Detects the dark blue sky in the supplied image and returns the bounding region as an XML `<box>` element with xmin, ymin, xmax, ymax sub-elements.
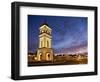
<box><xmin>28</xmin><ymin>15</ymin><xmax>87</xmax><ymax>54</ymax></box>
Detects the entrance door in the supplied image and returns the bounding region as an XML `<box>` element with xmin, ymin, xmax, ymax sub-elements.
<box><xmin>38</xmin><ymin>53</ymin><xmax>42</xmax><ymax>61</ymax></box>
<box><xmin>46</xmin><ymin>53</ymin><xmax>51</xmax><ymax>61</ymax></box>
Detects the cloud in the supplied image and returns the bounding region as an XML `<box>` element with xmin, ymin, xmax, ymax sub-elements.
<box><xmin>54</xmin><ymin>42</ymin><xmax>87</xmax><ymax>54</ymax></box>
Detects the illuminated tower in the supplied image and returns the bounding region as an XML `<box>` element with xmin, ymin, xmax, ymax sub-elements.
<box><xmin>37</xmin><ymin>23</ymin><xmax>54</xmax><ymax>61</ymax></box>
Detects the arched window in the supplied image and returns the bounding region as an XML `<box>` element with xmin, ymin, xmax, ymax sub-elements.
<box><xmin>46</xmin><ymin>53</ymin><xmax>50</xmax><ymax>61</ymax></box>
<box><xmin>40</xmin><ymin>54</ymin><xmax>42</xmax><ymax>60</ymax></box>
<box><xmin>38</xmin><ymin>53</ymin><xmax>42</xmax><ymax>61</ymax></box>
<box><xmin>41</xmin><ymin>41</ymin><xmax>43</xmax><ymax>47</ymax></box>
<box><xmin>48</xmin><ymin>54</ymin><xmax>50</xmax><ymax>58</ymax></box>
<box><xmin>47</xmin><ymin>41</ymin><xmax>49</xmax><ymax>48</ymax></box>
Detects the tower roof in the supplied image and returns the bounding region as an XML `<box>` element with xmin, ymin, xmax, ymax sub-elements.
<box><xmin>40</xmin><ymin>23</ymin><xmax>49</xmax><ymax>27</ymax></box>
<box><xmin>39</xmin><ymin>23</ymin><xmax>52</xmax><ymax>30</ymax></box>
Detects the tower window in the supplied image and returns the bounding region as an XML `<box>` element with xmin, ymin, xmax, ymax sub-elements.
<box><xmin>47</xmin><ymin>41</ymin><xmax>49</xmax><ymax>47</ymax></box>
<box><xmin>48</xmin><ymin>54</ymin><xmax>50</xmax><ymax>58</ymax></box>
<box><xmin>41</xmin><ymin>41</ymin><xmax>43</xmax><ymax>47</ymax></box>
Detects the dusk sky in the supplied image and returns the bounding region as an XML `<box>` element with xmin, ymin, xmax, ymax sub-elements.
<box><xmin>28</xmin><ymin>15</ymin><xmax>88</xmax><ymax>54</ymax></box>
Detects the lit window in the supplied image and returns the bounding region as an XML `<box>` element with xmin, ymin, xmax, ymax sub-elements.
<box><xmin>47</xmin><ymin>41</ymin><xmax>49</xmax><ymax>47</ymax></box>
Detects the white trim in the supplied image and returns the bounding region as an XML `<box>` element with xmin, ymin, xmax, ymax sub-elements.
<box><xmin>20</xmin><ymin>6</ymin><xmax>95</xmax><ymax>76</ymax></box>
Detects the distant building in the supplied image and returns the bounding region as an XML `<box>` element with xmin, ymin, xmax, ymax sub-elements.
<box><xmin>37</xmin><ymin>23</ymin><xmax>54</xmax><ymax>61</ymax></box>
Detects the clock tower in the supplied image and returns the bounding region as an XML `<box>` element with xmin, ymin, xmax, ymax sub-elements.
<box><xmin>37</xmin><ymin>23</ymin><xmax>54</xmax><ymax>61</ymax></box>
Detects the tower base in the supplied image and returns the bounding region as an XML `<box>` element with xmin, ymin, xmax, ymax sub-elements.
<box><xmin>37</xmin><ymin>48</ymin><xmax>54</xmax><ymax>62</ymax></box>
